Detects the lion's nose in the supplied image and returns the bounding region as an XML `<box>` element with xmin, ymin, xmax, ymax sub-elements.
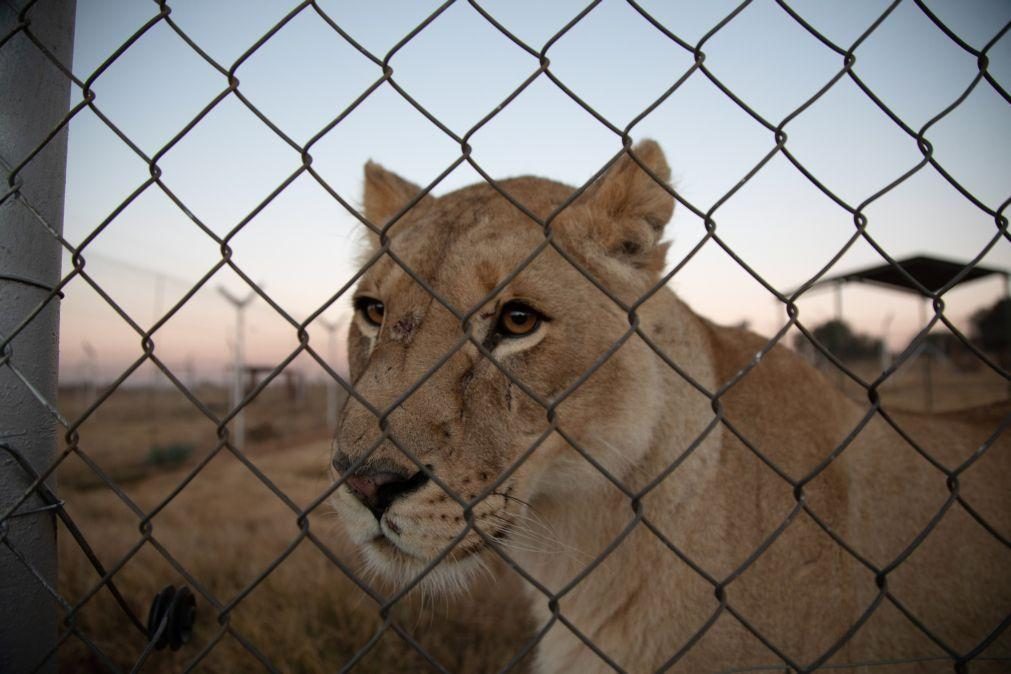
<box><xmin>339</xmin><ymin>464</ymin><xmax>431</xmax><ymax>520</ymax></box>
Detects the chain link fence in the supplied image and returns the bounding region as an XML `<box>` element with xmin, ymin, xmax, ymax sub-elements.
<box><xmin>1</xmin><ymin>0</ymin><xmax>1009</xmax><ymax>672</ymax></box>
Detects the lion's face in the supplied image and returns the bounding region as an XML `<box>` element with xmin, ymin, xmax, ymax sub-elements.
<box><xmin>331</xmin><ymin>143</ymin><xmax>675</xmax><ymax>590</ymax></box>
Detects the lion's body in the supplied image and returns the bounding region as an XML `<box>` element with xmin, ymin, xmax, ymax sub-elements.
<box><xmin>520</xmin><ymin>300</ymin><xmax>1010</xmax><ymax>672</ymax></box>
<box><xmin>332</xmin><ymin>143</ymin><xmax>1010</xmax><ymax>672</ymax></box>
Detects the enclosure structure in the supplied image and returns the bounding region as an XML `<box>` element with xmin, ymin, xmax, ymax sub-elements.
<box><xmin>1</xmin><ymin>1</ymin><xmax>1009</xmax><ymax>673</ymax></box>
<box><xmin>794</xmin><ymin>254</ymin><xmax>1010</xmax><ymax>408</ymax></box>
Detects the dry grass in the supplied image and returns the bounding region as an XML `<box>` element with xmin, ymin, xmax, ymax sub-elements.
<box><xmin>815</xmin><ymin>353</ymin><xmax>1009</xmax><ymax>413</ymax></box>
<box><xmin>55</xmin><ymin>382</ymin><xmax>337</xmax><ymax>489</ymax></box>
<box><xmin>55</xmin><ymin>384</ymin><xmax>533</xmax><ymax>673</ymax></box>
<box><xmin>52</xmin><ymin>354</ymin><xmax>1008</xmax><ymax>672</ymax></box>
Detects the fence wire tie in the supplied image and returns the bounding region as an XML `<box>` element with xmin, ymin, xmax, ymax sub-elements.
<box><xmin>6</xmin><ymin>500</ymin><xmax>64</xmax><ymax>520</ymax></box>
<box><xmin>0</xmin><ymin>272</ymin><xmax>65</xmax><ymax>298</ymax></box>
<box><xmin>0</xmin><ymin>442</ymin><xmax>150</xmax><ymax>638</ymax></box>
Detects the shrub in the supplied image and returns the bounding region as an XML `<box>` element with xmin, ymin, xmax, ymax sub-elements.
<box><xmin>147</xmin><ymin>443</ymin><xmax>194</xmax><ymax>467</ymax></box>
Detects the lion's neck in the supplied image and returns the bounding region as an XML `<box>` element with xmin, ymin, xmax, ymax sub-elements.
<box><xmin>513</xmin><ymin>292</ymin><xmax>725</xmax><ymax>672</ymax></box>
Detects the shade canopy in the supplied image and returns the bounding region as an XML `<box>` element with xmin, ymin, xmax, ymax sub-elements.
<box><xmin>805</xmin><ymin>255</ymin><xmax>1007</xmax><ymax>297</ymax></box>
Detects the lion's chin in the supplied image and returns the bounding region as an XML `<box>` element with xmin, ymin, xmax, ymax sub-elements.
<box><xmin>360</xmin><ymin>536</ymin><xmax>489</xmax><ymax>596</ymax></box>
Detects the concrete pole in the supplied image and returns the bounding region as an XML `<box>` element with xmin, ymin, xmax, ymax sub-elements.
<box><xmin>321</xmin><ymin>318</ymin><xmax>342</xmax><ymax>434</ymax></box>
<box><xmin>920</xmin><ymin>298</ymin><xmax>933</xmax><ymax>412</ymax></box>
<box><xmin>879</xmin><ymin>313</ymin><xmax>894</xmax><ymax>372</ymax></box>
<box><xmin>235</xmin><ymin>303</ymin><xmax>245</xmax><ymax>448</ymax></box>
<box><xmin>833</xmin><ymin>281</ymin><xmax>843</xmax><ymax>323</ymax></box>
<box><xmin>1004</xmin><ymin>274</ymin><xmax>1010</xmax><ymax>401</ymax></box>
<box><xmin>218</xmin><ymin>288</ymin><xmax>254</xmax><ymax>451</ymax></box>
<box><xmin>833</xmin><ymin>281</ymin><xmax>844</xmax><ymax>386</ymax></box>
<box><xmin>0</xmin><ymin>2</ymin><xmax>76</xmax><ymax>672</ymax></box>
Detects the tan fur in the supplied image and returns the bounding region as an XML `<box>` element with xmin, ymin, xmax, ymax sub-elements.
<box><xmin>331</xmin><ymin>142</ymin><xmax>1011</xmax><ymax>672</ymax></box>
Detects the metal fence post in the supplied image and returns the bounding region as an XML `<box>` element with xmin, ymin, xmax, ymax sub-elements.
<box><xmin>0</xmin><ymin>2</ymin><xmax>75</xmax><ymax>672</ymax></box>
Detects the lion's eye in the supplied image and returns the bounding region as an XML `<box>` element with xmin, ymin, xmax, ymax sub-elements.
<box><xmin>496</xmin><ymin>302</ymin><xmax>542</xmax><ymax>338</ymax></box>
<box><xmin>354</xmin><ymin>297</ymin><xmax>385</xmax><ymax>328</ymax></box>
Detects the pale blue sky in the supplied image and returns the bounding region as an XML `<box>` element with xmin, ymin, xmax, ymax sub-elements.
<box><xmin>59</xmin><ymin>0</ymin><xmax>1011</xmax><ymax>383</ymax></box>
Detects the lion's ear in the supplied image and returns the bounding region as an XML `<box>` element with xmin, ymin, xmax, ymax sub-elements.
<box><xmin>362</xmin><ymin>161</ymin><xmax>434</xmax><ymax>236</ymax></box>
<box><xmin>581</xmin><ymin>140</ymin><xmax>674</xmax><ymax>271</ymax></box>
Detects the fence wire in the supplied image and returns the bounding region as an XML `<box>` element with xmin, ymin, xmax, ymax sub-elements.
<box><xmin>1</xmin><ymin>0</ymin><xmax>1009</xmax><ymax>672</ymax></box>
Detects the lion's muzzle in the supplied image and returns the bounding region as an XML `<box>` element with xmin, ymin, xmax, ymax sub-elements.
<box><xmin>332</xmin><ymin>450</ymin><xmax>431</xmax><ymax>520</ymax></box>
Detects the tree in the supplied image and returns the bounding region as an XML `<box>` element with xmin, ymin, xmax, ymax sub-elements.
<box><xmin>794</xmin><ymin>319</ymin><xmax>883</xmax><ymax>360</ymax></box>
<box><xmin>970</xmin><ymin>297</ymin><xmax>1011</xmax><ymax>354</ymax></box>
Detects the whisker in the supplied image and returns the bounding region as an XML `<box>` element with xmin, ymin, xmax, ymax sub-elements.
<box><xmin>484</xmin><ymin>513</ymin><xmax>593</xmax><ymax>563</ymax></box>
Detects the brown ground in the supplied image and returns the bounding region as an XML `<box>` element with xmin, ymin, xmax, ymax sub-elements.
<box><xmin>818</xmin><ymin>354</ymin><xmax>1009</xmax><ymax>413</ymax></box>
<box><xmin>51</xmin><ymin>354</ymin><xmax>1008</xmax><ymax>672</ymax></box>
<box><xmin>54</xmin><ymin>382</ymin><xmax>533</xmax><ymax>673</ymax></box>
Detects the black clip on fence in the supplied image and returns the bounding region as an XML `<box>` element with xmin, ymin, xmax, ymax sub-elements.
<box><xmin>147</xmin><ymin>585</ymin><xmax>196</xmax><ymax>652</ymax></box>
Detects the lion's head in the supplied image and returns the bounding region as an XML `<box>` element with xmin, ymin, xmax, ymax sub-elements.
<box><xmin>331</xmin><ymin>141</ymin><xmax>678</xmax><ymax>591</ymax></box>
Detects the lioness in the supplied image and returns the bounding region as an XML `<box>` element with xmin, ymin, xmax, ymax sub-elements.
<box><xmin>330</xmin><ymin>141</ymin><xmax>1010</xmax><ymax>673</ymax></box>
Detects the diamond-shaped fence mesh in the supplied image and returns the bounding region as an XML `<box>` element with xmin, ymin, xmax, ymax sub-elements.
<box><xmin>1</xmin><ymin>0</ymin><xmax>1010</xmax><ymax>672</ymax></box>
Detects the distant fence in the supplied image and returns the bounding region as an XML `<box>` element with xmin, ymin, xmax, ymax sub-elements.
<box><xmin>1</xmin><ymin>1</ymin><xmax>1009</xmax><ymax>672</ymax></box>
